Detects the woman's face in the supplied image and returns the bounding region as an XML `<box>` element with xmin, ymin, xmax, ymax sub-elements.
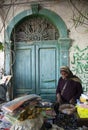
<box><xmin>60</xmin><ymin>71</ymin><xmax>68</xmax><ymax>79</ymax></box>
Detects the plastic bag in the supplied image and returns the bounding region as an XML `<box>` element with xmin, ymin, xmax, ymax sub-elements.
<box><xmin>10</xmin><ymin>114</ymin><xmax>44</xmax><ymax>130</ymax></box>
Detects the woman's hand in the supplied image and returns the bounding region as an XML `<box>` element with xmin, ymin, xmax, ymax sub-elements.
<box><xmin>56</xmin><ymin>93</ymin><xmax>62</xmax><ymax>104</ymax></box>
<box><xmin>70</xmin><ymin>98</ymin><xmax>75</xmax><ymax>105</ymax></box>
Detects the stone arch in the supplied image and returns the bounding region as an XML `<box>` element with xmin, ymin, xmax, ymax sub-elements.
<box><xmin>5</xmin><ymin>8</ymin><xmax>68</xmax><ymax>42</ymax></box>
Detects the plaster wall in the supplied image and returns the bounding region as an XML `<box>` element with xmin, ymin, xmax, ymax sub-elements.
<box><xmin>0</xmin><ymin>50</ymin><xmax>4</xmax><ymax>78</ymax></box>
<box><xmin>0</xmin><ymin>17</ymin><xmax>4</xmax><ymax>42</ymax></box>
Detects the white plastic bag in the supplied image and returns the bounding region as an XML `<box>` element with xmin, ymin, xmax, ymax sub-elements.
<box><xmin>10</xmin><ymin>114</ymin><xmax>44</xmax><ymax>130</ymax></box>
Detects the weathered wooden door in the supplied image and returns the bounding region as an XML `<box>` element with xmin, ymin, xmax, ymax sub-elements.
<box><xmin>36</xmin><ymin>41</ymin><xmax>59</xmax><ymax>101</ymax></box>
<box><xmin>13</xmin><ymin>43</ymin><xmax>36</xmax><ymax>96</ymax></box>
<box><xmin>13</xmin><ymin>41</ymin><xmax>59</xmax><ymax>101</ymax></box>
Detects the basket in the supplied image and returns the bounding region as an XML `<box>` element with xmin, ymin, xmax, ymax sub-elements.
<box><xmin>77</xmin><ymin>104</ymin><xmax>88</xmax><ymax>118</ymax></box>
<box><xmin>59</xmin><ymin>104</ymin><xmax>76</xmax><ymax>115</ymax></box>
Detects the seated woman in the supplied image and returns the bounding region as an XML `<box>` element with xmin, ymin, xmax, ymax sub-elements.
<box><xmin>56</xmin><ymin>66</ymin><xmax>83</xmax><ymax>105</ymax></box>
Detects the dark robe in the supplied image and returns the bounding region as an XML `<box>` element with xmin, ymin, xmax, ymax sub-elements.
<box><xmin>56</xmin><ymin>77</ymin><xmax>83</xmax><ymax>103</ymax></box>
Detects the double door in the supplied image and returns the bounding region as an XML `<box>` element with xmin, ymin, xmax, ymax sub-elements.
<box><xmin>13</xmin><ymin>41</ymin><xmax>59</xmax><ymax>101</ymax></box>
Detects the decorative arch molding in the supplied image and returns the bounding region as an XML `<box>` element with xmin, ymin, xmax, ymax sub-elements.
<box><xmin>5</xmin><ymin>7</ymin><xmax>71</xmax><ymax>75</ymax></box>
<box><xmin>5</xmin><ymin>8</ymin><xmax>68</xmax><ymax>42</ymax></box>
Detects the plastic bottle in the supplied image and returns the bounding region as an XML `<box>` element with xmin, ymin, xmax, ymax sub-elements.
<box><xmin>76</xmin><ymin>99</ymin><xmax>80</xmax><ymax>105</ymax></box>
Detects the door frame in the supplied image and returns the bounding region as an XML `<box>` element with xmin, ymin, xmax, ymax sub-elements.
<box><xmin>4</xmin><ymin>6</ymin><xmax>71</xmax><ymax>99</ymax></box>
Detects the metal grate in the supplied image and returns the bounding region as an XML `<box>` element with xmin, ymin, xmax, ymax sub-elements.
<box><xmin>11</xmin><ymin>16</ymin><xmax>59</xmax><ymax>42</ymax></box>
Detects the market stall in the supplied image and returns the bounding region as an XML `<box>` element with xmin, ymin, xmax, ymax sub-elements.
<box><xmin>0</xmin><ymin>94</ymin><xmax>88</xmax><ymax>130</ymax></box>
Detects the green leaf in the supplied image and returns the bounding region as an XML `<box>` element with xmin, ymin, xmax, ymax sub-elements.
<box><xmin>0</xmin><ymin>43</ymin><xmax>4</xmax><ymax>50</ymax></box>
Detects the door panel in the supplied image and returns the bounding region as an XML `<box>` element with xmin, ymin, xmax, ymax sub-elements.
<box><xmin>36</xmin><ymin>42</ymin><xmax>59</xmax><ymax>101</ymax></box>
<box><xmin>13</xmin><ymin>44</ymin><xmax>35</xmax><ymax>97</ymax></box>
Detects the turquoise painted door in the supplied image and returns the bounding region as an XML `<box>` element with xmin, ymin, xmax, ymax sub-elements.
<box><xmin>13</xmin><ymin>43</ymin><xmax>35</xmax><ymax>96</ymax></box>
<box><xmin>13</xmin><ymin>41</ymin><xmax>59</xmax><ymax>101</ymax></box>
<box><xmin>36</xmin><ymin>41</ymin><xmax>59</xmax><ymax>101</ymax></box>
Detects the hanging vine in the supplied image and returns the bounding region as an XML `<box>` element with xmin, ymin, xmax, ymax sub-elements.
<box><xmin>68</xmin><ymin>0</ymin><xmax>88</xmax><ymax>28</ymax></box>
<box><xmin>0</xmin><ymin>42</ymin><xmax>4</xmax><ymax>50</ymax></box>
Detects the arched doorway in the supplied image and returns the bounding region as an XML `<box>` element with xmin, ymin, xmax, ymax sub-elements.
<box><xmin>5</xmin><ymin>7</ymin><xmax>71</xmax><ymax>101</ymax></box>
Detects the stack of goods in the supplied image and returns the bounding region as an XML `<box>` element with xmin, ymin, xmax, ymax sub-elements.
<box><xmin>0</xmin><ymin>105</ymin><xmax>13</xmax><ymax>130</ymax></box>
<box><xmin>1</xmin><ymin>94</ymin><xmax>41</xmax><ymax>129</ymax></box>
<box><xmin>40</xmin><ymin>101</ymin><xmax>56</xmax><ymax>118</ymax></box>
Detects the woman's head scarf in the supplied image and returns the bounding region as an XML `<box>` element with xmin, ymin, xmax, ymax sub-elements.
<box><xmin>60</xmin><ymin>66</ymin><xmax>73</xmax><ymax>77</ymax></box>
<box><xmin>60</xmin><ymin>66</ymin><xmax>82</xmax><ymax>83</ymax></box>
